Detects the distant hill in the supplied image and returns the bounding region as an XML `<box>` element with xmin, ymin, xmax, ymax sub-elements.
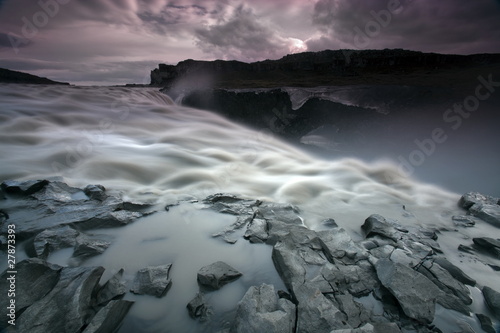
<box><xmin>151</xmin><ymin>49</ymin><xmax>500</xmax><ymax>89</ymax></box>
<box><xmin>0</xmin><ymin>68</ymin><xmax>69</xmax><ymax>85</ymax></box>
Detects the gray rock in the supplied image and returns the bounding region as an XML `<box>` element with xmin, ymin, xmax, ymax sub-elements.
<box><xmin>362</xmin><ymin>214</ymin><xmax>401</xmax><ymax>242</ymax></box>
<box><xmin>318</xmin><ymin>260</ymin><xmax>379</xmax><ymax>297</ymax></box>
<box><xmin>433</xmin><ymin>257</ymin><xmax>476</xmax><ymax>286</ymax></box>
<box><xmin>187</xmin><ymin>292</ymin><xmax>212</xmax><ymax>322</ymax></box>
<box><xmin>71</xmin><ymin>235</ymin><xmax>111</xmax><ymax>262</ymax></box>
<box><xmin>375</xmin><ymin>259</ymin><xmax>440</xmax><ymax>324</ymax></box>
<box><xmin>418</xmin><ymin>260</ymin><xmax>472</xmax><ymax>306</ymax></box>
<box><xmin>482</xmin><ymin>286</ymin><xmax>500</xmax><ymax>318</ymax></box>
<box><xmin>334</xmin><ymin>294</ymin><xmax>370</xmax><ymax>328</ymax></box>
<box><xmin>212</xmin><ymin>215</ymin><xmax>253</xmax><ymax>244</ymax></box>
<box><xmin>197</xmin><ymin>261</ymin><xmax>242</xmax><ymax>290</ymax></box>
<box><xmin>473</xmin><ymin>237</ymin><xmax>500</xmax><ymax>258</ymax></box>
<box><xmin>271</xmin><ymin>236</ymin><xmax>307</xmax><ymax>291</ymax></box>
<box><xmin>203</xmin><ymin>193</ymin><xmax>257</xmax><ymax>215</ymax></box>
<box><xmin>294</xmin><ymin>282</ymin><xmax>350</xmax><ymax>333</ymax></box>
<box><xmin>459</xmin><ymin>192</ymin><xmax>499</xmax><ymax>209</ymax></box>
<box><xmin>244</xmin><ymin>218</ymin><xmax>268</xmax><ymax>243</ymax></box>
<box><xmin>17</xmin><ymin>265</ymin><xmax>105</xmax><ymax>333</ymax></box>
<box><xmin>452</xmin><ymin>215</ymin><xmax>476</xmax><ymax>227</ymax></box>
<box><xmin>1</xmin><ymin>179</ymin><xmax>48</xmax><ymax>195</ymax></box>
<box><xmin>469</xmin><ymin>203</ymin><xmax>500</xmax><ymax>228</ymax></box>
<box><xmin>232</xmin><ymin>284</ymin><xmax>295</xmax><ymax>333</ymax></box>
<box><xmin>83</xmin><ymin>184</ymin><xmax>107</xmax><ymax>201</ymax></box>
<box><xmin>130</xmin><ymin>264</ymin><xmax>173</xmax><ymax>297</ymax></box>
<box><xmin>96</xmin><ymin>269</ymin><xmax>127</xmax><ymax>305</ymax></box>
<box><xmin>321</xmin><ymin>218</ymin><xmax>338</xmax><ymax>228</ymax></box>
<box><xmin>0</xmin><ymin>258</ymin><xmax>61</xmax><ymax>327</ymax></box>
<box><xmin>33</xmin><ymin>225</ymin><xmax>80</xmax><ymax>258</ymax></box>
<box><xmin>82</xmin><ymin>300</ymin><xmax>134</xmax><ymax>333</ymax></box>
<box><xmin>475</xmin><ymin>313</ymin><xmax>496</xmax><ymax>333</ymax></box>
<box><xmin>0</xmin><ymin>179</ymin><xmax>151</xmax><ymax>240</ymax></box>
<box><xmin>317</xmin><ymin>228</ymin><xmax>369</xmax><ymax>265</ymax></box>
<box><xmin>254</xmin><ymin>201</ymin><xmax>303</xmax><ymax>225</ymax></box>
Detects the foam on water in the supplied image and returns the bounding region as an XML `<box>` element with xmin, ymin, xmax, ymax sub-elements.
<box><xmin>1</xmin><ymin>84</ymin><xmax>498</xmax><ymax>332</ymax></box>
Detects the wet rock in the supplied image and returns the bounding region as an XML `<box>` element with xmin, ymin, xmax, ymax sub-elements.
<box><xmin>294</xmin><ymin>282</ymin><xmax>350</xmax><ymax>332</ymax></box>
<box><xmin>83</xmin><ymin>184</ymin><xmax>107</xmax><ymax>201</ymax></box>
<box><xmin>0</xmin><ymin>258</ymin><xmax>61</xmax><ymax>327</ymax></box>
<box><xmin>375</xmin><ymin>259</ymin><xmax>440</xmax><ymax>324</ymax></box>
<box><xmin>458</xmin><ymin>244</ymin><xmax>475</xmax><ymax>254</ymax></box>
<box><xmin>17</xmin><ymin>265</ymin><xmax>105</xmax><ymax>333</ymax></box>
<box><xmin>472</xmin><ymin>237</ymin><xmax>500</xmax><ymax>258</ymax></box>
<box><xmin>482</xmin><ymin>286</ymin><xmax>500</xmax><ymax>318</ymax></box>
<box><xmin>244</xmin><ymin>218</ymin><xmax>268</xmax><ymax>243</ymax></box>
<box><xmin>203</xmin><ymin>193</ymin><xmax>257</xmax><ymax>215</ymax></box>
<box><xmin>318</xmin><ymin>228</ymin><xmax>369</xmax><ymax>265</ymax></box>
<box><xmin>418</xmin><ymin>260</ymin><xmax>472</xmax><ymax>306</ymax></box>
<box><xmin>96</xmin><ymin>269</ymin><xmax>127</xmax><ymax>305</ymax></box>
<box><xmin>452</xmin><ymin>215</ymin><xmax>476</xmax><ymax>227</ymax></box>
<box><xmin>469</xmin><ymin>204</ymin><xmax>500</xmax><ymax>228</ymax></box>
<box><xmin>362</xmin><ymin>214</ymin><xmax>401</xmax><ymax>242</ymax></box>
<box><xmin>232</xmin><ymin>284</ymin><xmax>295</xmax><ymax>333</ymax></box>
<box><xmin>0</xmin><ymin>179</ymin><xmax>152</xmax><ymax>240</ymax></box>
<box><xmin>130</xmin><ymin>264</ymin><xmax>173</xmax><ymax>297</ymax></box>
<box><xmin>475</xmin><ymin>313</ymin><xmax>496</xmax><ymax>333</ymax></box>
<box><xmin>334</xmin><ymin>294</ymin><xmax>370</xmax><ymax>328</ymax></box>
<box><xmin>433</xmin><ymin>257</ymin><xmax>476</xmax><ymax>286</ymax></box>
<box><xmin>33</xmin><ymin>225</ymin><xmax>80</xmax><ymax>258</ymax></box>
<box><xmin>71</xmin><ymin>235</ymin><xmax>111</xmax><ymax>263</ymax></box>
<box><xmin>82</xmin><ymin>300</ymin><xmax>134</xmax><ymax>333</ymax></box>
<box><xmin>254</xmin><ymin>201</ymin><xmax>303</xmax><ymax>225</ymax></box>
<box><xmin>197</xmin><ymin>261</ymin><xmax>242</xmax><ymax>290</ymax></box>
<box><xmin>321</xmin><ymin>218</ymin><xmax>338</xmax><ymax>228</ymax></box>
<box><xmin>187</xmin><ymin>292</ymin><xmax>213</xmax><ymax>322</ymax></box>
<box><xmin>1</xmin><ymin>179</ymin><xmax>49</xmax><ymax>195</ymax></box>
<box><xmin>459</xmin><ymin>192</ymin><xmax>499</xmax><ymax>209</ymax></box>
<box><xmin>212</xmin><ymin>215</ymin><xmax>253</xmax><ymax>244</ymax></box>
<box><xmin>318</xmin><ymin>260</ymin><xmax>379</xmax><ymax>297</ymax></box>
<box><xmin>272</xmin><ymin>236</ymin><xmax>307</xmax><ymax>290</ymax></box>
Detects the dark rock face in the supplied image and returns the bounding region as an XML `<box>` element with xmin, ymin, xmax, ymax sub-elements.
<box><xmin>232</xmin><ymin>284</ymin><xmax>296</xmax><ymax>333</ymax></box>
<box><xmin>13</xmin><ymin>262</ymin><xmax>131</xmax><ymax>333</ymax></box>
<box><xmin>375</xmin><ymin>259</ymin><xmax>439</xmax><ymax>324</ymax></box>
<box><xmin>0</xmin><ymin>179</ymin><xmax>154</xmax><ymax>240</ymax></box>
<box><xmin>483</xmin><ymin>286</ymin><xmax>500</xmax><ymax>318</ymax></box>
<box><xmin>187</xmin><ymin>292</ymin><xmax>212</xmax><ymax>322</ymax></box>
<box><xmin>473</xmin><ymin>237</ymin><xmax>500</xmax><ymax>258</ymax></box>
<box><xmin>130</xmin><ymin>264</ymin><xmax>173</xmax><ymax>297</ymax></box>
<box><xmin>459</xmin><ymin>191</ymin><xmax>500</xmax><ymax>228</ymax></box>
<box><xmin>96</xmin><ymin>269</ymin><xmax>127</xmax><ymax>305</ymax></box>
<box><xmin>197</xmin><ymin>261</ymin><xmax>242</xmax><ymax>290</ymax></box>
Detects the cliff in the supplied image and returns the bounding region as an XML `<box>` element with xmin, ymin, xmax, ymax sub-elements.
<box><xmin>0</xmin><ymin>68</ymin><xmax>69</xmax><ymax>85</ymax></box>
<box><xmin>151</xmin><ymin>49</ymin><xmax>500</xmax><ymax>89</ymax></box>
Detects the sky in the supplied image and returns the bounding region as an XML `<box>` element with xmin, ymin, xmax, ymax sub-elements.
<box><xmin>0</xmin><ymin>0</ymin><xmax>499</xmax><ymax>85</ymax></box>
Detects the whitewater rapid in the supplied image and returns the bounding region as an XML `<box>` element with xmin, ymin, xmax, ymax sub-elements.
<box><xmin>0</xmin><ymin>84</ymin><xmax>463</xmax><ymax>228</ymax></box>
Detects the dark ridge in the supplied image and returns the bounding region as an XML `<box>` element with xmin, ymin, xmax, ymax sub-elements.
<box><xmin>150</xmin><ymin>48</ymin><xmax>500</xmax><ymax>89</ymax></box>
<box><xmin>0</xmin><ymin>67</ymin><xmax>69</xmax><ymax>85</ymax></box>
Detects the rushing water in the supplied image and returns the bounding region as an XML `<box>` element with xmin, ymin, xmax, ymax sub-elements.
<box><xmin>0</xmin><ymin>84</ymin><xmax>499</xmax><ymax>332</ymax></box>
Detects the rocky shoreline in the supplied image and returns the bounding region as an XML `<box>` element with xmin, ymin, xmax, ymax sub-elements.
<box><xmin>1</xmin><ymin>179</ymin><xmax>499</xmax><ymax>332</ymax></box>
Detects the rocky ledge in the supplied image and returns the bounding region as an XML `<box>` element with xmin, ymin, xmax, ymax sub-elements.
<box><xmin>1</xmin><ymin>180</ymin><xmax>500</xmax><ymax>332</ymax></box>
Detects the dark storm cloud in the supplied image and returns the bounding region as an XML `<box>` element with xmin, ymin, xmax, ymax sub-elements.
<box><xmin>308</xmin><ymin>0</ymin><xmax>500</xmax><ymax>54</ymax></box>
<box><xmin>194</xmin><ymin>5</ymin><xmax>292</xmax><ymax>61</ymax></box>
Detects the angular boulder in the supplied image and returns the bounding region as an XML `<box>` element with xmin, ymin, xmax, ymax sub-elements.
<box><xmin>82</xmin><ymin>300</ymin><xmax>134</xmax><ymax>333</ymax></box>
<box><xmin>482</xmin><ymin>286</ymin><xmax>500</xmax><ymax>318</ymax></box>
<box><xmin>232</xmin><ymin>284</ymin><xmax>296</xmax><ymax>333</ymax></box>
<box><xmin>375</xmin><ymin>259</ymin><xmax>440</xmax><ymax>324</ymax></box>
<box><xmin>96</xmin><ymin>269</ymin><xmax>127</xmax><ymax>305</ymax></box>
<box><xmin>130</xmin><ymin>264</ymin><xmax>173</xmax><ymax>297</ymax></box>
<box><xmin>197</xmin><ymin>261</ymin><xmax>242</xmax><ymax>290</ymax></box>
<box><xmin>33</xmin><ymin>225</ymin><xmax>80</xmax><ymax>258</ymax></box>
<box><xmin>187</xmin><ymin>292</ymin><xmax>212</xmax><ymax>322</ymax></box>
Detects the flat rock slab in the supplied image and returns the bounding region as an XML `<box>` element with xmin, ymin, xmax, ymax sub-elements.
<box><xmin>130</xmin><ymin>264</ymin><xmax>173</xmax><ymax>297</ymax></box>
<box><xmin>232</xmin><ymin>283</ymin><xmax>296</xmax><ymax>333</ymax></box>
<box><xmin>197</xmin><ymin>261</ymin><xmax>242</xmax><ymax>290</ymax></box>
<box><xmin>482</xmin><ymin>286</ymin><xmax>500</xmax><ymax>318</ymax></box>
<box><xmin>375</xmin><ymin>258</ymin><xmax>440</xmax><ymax>324</ymax></box>
<box><xmin>82</xmin><ymin>300</ymin><xmax>134</xmax><ymax>333</ymax></box>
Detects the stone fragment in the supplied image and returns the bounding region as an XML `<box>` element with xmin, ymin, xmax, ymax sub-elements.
<box><xmin>232</xmin><ymin>284</ymin><xmax>295</xmax><ymax>333</ymax></box>
<box><xmin>187</xmin><ymin>292</ymin><xmax>212</xmax><ymax>322</ymax></box>
<box><xmin>82</xmin><ymin>300</ymin><xmax>133</xmax><ymax>333</ymax></box>
<box><xmin>197</xmin><ymin>261</ymin><xmax>242</xmax><ymax>290</ymax></box>
<box><xmin>375</xmin><ymin>259</ymin><xmax>439</xmax><ymax>324</ymax></box>
<box><xmin>130</xmin><ymin>264</ymin><xmax>173</xmax><ymax>297</ymax></box>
